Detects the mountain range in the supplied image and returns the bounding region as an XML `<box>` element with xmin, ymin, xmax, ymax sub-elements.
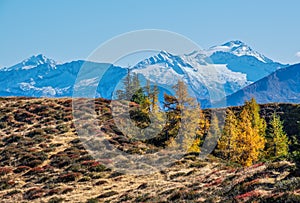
<box><xmin>1</xmin><ymin>40</ymin><xmax>298</xmax><ymax>107</ymax></box>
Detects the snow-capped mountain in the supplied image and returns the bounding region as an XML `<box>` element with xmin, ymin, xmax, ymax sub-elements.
<box><xmin>1</xmin><ymin>54</ymin><xmax>57</xmax><ymax>71</ymax></box>
<box><xmin>0</xmin><ymin>55</ymin><xmax>125</xmax><ymax>98</ymax></box>
<box><xmin>131</xmin><ymin>41</ymin><xmax>287</xmax><ymax>106</ymax></box>
<box><xmin>0</xmin><ymin>40</ymin><xmax>288</xmax><ymax>107</ymax></box>
<box><xmin>132</xmin><ymin>51</ymin><xmax>251</xmax><ymax>104</ymax></box>
<box><xmin>206</xmin><ymin>41</ymin><xmax>286</xmax><ymax>82</ymax></box>
<box><xmin>206</xmin><ymin>40</ymin><xmax>273</xmax><ymax>63</ymax></box>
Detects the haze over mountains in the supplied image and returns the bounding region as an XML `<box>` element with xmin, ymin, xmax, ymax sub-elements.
<box><xmin>1</xmin><ymin>40</ymin><xmax>298</xmax><ymax>107</ymax></box>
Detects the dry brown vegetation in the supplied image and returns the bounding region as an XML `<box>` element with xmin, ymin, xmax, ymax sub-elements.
<box><xmin>0</xmin><ymin>97</ymin><xmax>300</xmax><ymax>202</ymax></box>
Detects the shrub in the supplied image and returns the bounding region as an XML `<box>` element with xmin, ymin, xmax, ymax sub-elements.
<box><xmin>0</xmin><ymin>121</ymin><xmax>8</xmax><ymax>129</ymax></box>
<box><xmin>58</xmin><ymin>172</ymin><xmax>81</xmax><ymax>183</ymax></box>
<box><xmin>14</xmin><ymin>111</ymin><xmax>34</xmax><ymax>124</ymax></box>
<box><xmin>63</xmin><ymin>115</ymin><xmax>73</xmax><ymax>122</ymax></box>
<box><xmin>274</xmin><ymin>177</ymin><xmax>300</xmax><ymax>192</ymax></box>
<box><xmin>76</xmin><ymin>154</ymin><xmax>94</xmax><ymax>162</ymax></box>
<box><xmin>94</xmin><ymin>180</ymin><xmax>108</xmax><ymax>185</ymax></box>
<box><xmin>168</xmin><ymin>189</ymin><xmax>200</xmax><ymax>201</ymax></box>
<box><xmin>3</xmin><ymin>134</ymin><xmax>22</xmax><ymax>144</ymax></box>
<box><xmin>45</xmin><ymin>188</ymin><xmax>61</xmax><ymax>196</ymax></box>
<box><xmin>189</xmin><ymin>161</ymin><xmax>208</xmax><ymax>168</ymax></box>
<box><xmin>0</xmin><ymin>178</ymin><xmax>15</xmax><ymax>190</ymax></box>
<box><xmin>78</xmin><ymin>176</ymin><xmax>91</xmax><ymax>182</ymax></box>
<box><xmin>24</xmin><ymin>187</ymin><xmax>45</xmax><ymax>200</ymax></box>
<box><xmin>24</xmin><ymin>166</ymin><xmax>45</xmax><ymax>176</ymax></box>
<box><xmin>44</xmin><ymin>127</ymin><xmax>59</xmax><ymax>134</ymax></box>
<box><xmin>87</xmin><ymin>198</ymin><xmax>99</xmax><ymax>203</ymax></box>
<box><xmin>25</xmin><ymin>159</ymin><xmax>43</xmax><ymax>168</ymax></box>
<box><xmin>70</xmin><ymin>138</ymin><xmax>81</xmax><ymax>145</ymax></box>
<box><xmin>13</xmin><ymin>165</ymin><xmax>31</xmax><ymax>173</ymax></box>
<box><xmin>49</xmin><ymin>143</ymin><xmax>63</xmax><ymax>148</ymax></box>
<box><xmin>235</xmin><ymin>190</ymin><xmax>261</xmax><ymax>200</ymax></box>
<box><xmin>97</xmin><ymin>191</ymin><xmax>118</xmax><ymax>199</ymax></box>
<box><xmin>108</xmin><ymin>171</ymin><xmax>123</xmax><ymax>179</ymax></box>
<box><xmin>61</xmin><ymin>187</ymin><xmax>73</xmax><ymax>194</ymax></box>
<box><xmin>50</xmin><ymin>154</ymin><xmax>72</xmax><ymax>168</ymax></box>
<box><xmin>88</xmin><ymin>164</ymin><xmax>106</xmax><ymax>172</ymax></box>
<box><xmin>48</xmin><ymin>197</ymin><xmax>65</xmax><ymax>203</ymax></box>
<box><xmin>26</xmin><ymin>129</ymin><xmax>45</xmax><ymax>138</ymax></box>
<box><xmin>262</xmin><ymin>193</ymin><xmax>300</xmax><ymax>202</ymax></box>
<box><xmin>56</xmin><ymin>124</ymin><xmax>69</xmax><ymax>132</ymax></box>
<box><xmin>18</xmin><ymin>151</ymin><xmax>47</xmax><ymax>167</ymax></box>
<box><xmin>0</xmin><ymin>167</ymin><xmax>13</xmax><ymax>176</ymax></box>
<box><xmin>4</xmin><ymin>189</ymin><xmax>21</xmax><ymax>197</ymax></box>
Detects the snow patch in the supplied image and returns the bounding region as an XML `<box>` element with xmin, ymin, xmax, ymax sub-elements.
<box><xmin>74</xmin><ymin>77</ymin><xmax>99</xmax><ymax>90</ymax></box>
<box><xmin>19</xmin><ymin>82</ymin><xmax>70</xmax><ymax>97</ymax></box>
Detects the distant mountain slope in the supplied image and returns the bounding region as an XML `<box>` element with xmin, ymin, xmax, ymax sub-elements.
<box><xmin>0</xmin><ymin>55</ymin><xmax>125</xmax><ymax>98</ymax></box>
<box><xmin>225</xmin><ymin>63</ymin><xmax>300</xmax><ymax>106</ymax></box>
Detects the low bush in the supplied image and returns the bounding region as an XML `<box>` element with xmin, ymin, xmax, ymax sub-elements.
<box><xmin>87</xmin><ymin>198</ymin><xmax>99</xmax><ymax>203</ymax></box>
<box><xmin>3</xmin><ymin>134</ymin><xmax>22</xmax><ymax>144</ymax></box>
<box><xmin>58</xmin><ymin>172</ymin><xmax>81</xmax><ymax>183</ymax></box>
<box><xmin>0</xmin><ymin>167</ymin><xmax>13</xmax><ymax>176</ymax></box>
<box><xmin>24</xmin><ymin>187</ymin><xmax>45</xmax><ymax>200</ymax></box>
<box><xmin>50</xmin><ymin>154</ymin><xmax>72</xmax><ymax>168</ymax></box>
<box><xmin>26</xmin><ymin>129</ymin><xmax>45</xmax><ymax>138</ymax></box>
<box><xmin>97</xmin><ymin>191</ymin><xmax>118</xmax><ymax>199</ymax></box>
<box><xmin>4</xmin><ymin>189</ymin><xmax>21</xmax><ymax>197</ymax></box>
<box><xmin>274</xmin><ymin>177</ymin><xmax>300</xmax><ymax>192</ymax></box>
<box><xmin>0</xmin><ymin>178</ymin><xmax>15</xmax><ymax>190</ymax></box>
<box><xmin>13</xmin><ymin>165</ymin><xmax>31</xmax><ymax>173</ymax></box>
<box><xmin>48</xmin><ymin>197</ymin><xmax>65</xmax><ymax>203</ymax></box>
<box><xmin>78</xmin><ymin>176</ymin><xmax>91</xmax><ymax>182</ymax></box>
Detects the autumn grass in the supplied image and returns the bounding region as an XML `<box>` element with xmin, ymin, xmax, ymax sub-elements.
<box><xmin>0</xmin><ymin>97</ymin><xmax>299</xmax><ymax>202</ymax></box>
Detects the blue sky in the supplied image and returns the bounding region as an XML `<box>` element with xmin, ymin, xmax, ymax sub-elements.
<box><xmin>0</xmin><ymin>0</ymin><xmax>299</xmax><ymax>67</ymax></box>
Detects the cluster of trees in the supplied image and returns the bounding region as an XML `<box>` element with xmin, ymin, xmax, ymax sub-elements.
<box><xmin>116</xmin><ymin>70</ymin><xmax>290</xmax><ymax>166</ymax></box>
<box><xmin>217</xmin><ymin>98</ymin><xmax>289</xmax><ymax>166</ymax></box>
<box><xmin>116</xmin><ymin>69</ymin><xmax>159</xmax><ymax>114</ymax></box>
<box><xmin>116</xmin><ymin>71</ymin><xmax>207</xmax><ymax>152</ymax></box>
<box><xmin>115</xmin><ymin>70</ymin><xmax>164</xmax><ymax>140</ymax></box>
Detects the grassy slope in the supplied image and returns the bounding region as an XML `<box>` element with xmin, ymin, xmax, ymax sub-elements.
<box><xmin>0</xmin><ymin>97</ymin><xmax>299</xmax><ymax>202</ymax></box>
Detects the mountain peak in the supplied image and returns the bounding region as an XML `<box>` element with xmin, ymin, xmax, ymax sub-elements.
<box><xmin>27</xmin><ymin>54</ymin><xmax>48</xmax><ymax>62</ymax></box>
<box><xmin>157</xmin><ymin>50</ymin><xmax>172</xmax><ymax>58</ymax></box>
<box><xmin>210</xmin><ymin>40</ymin><xmax>249</xmax><ymax>51</ymax></box>
<box><xmin>23</xmin><ymin>54</ymin><xmax>56</xmax><ymax>67</ymax></box>
<box><xmin>208</xmin><ymin>40</ymin><xmax>272</xmax><ymax>63</ymax></box>
<box><xmin>2</xmin><ymin>54</ymin><xmax>57</xmax><ymax>71</ymax></box>
<box><xmin>222</xmin><ymin>40</ymin><xmax>245</xmax><ymax>47</ymax></box>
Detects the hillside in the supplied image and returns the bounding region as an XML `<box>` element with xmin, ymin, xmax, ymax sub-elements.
<box><xmin>225</xmin><ymin>63</ymin><xmax>300</xmax><ymax>106</ymax></box>
<box><xmin>0</xmin><ymin>98</ymin><xmax>300</xmax><ymax>202</ymax></box>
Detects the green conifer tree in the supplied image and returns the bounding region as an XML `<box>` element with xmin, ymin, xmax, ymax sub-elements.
<box><xmin>266</xmin><ymin>113</ymin><xmax>289</xmax><ymax>159</ymax></box>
